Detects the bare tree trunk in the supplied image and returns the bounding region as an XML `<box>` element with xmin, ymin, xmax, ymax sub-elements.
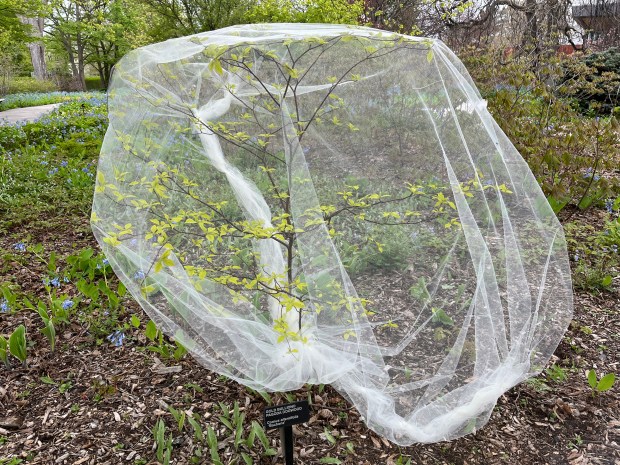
<box><xmin>522</xmin><ymin>0</ymin><xmax>540</xmax><ymax>51</ymax></box>
<box><xmin>75</xmin><ymin>3</ymin><xmax>87</xmax><ymax>91</ymax></box>
<box><xmin>20</xmin><ymin>16</ymin><xmax>48</xmax><ymax>80</ymax></box>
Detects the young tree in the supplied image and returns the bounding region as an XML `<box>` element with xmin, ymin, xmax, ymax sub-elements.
<box><xmin>93</xmin><ymin>32</ymin><xmax>493</xmax><ymax>354</ymax></box>
<box><xmin>92</xmin><ymin>25</ymin><xmax>575</xmax><ymax>446</ymax></box>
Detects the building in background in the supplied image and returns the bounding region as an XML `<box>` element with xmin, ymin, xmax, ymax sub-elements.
<box><xmin>572</xmin><ymin>0</ymin><xmax>620</xmax><ymax>47</ymax></box>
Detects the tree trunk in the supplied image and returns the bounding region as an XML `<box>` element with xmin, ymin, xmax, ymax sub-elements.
<box><xmin>75</xmin><ymin>4</ymin><xmax>87</xmax><ymax>91</ymax></box>
<box><xmin>522</xmin><ymin>0</ymin><xmax>540</xmax><ymax>52</ymax></box>
<box><xmin>20</xmin><ymin>16</ymin><xmax>47</xmax><ymax>80</ymax></box>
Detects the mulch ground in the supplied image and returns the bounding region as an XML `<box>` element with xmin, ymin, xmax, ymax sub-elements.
<box><xmin>1</xmin><ymin>210</ymin><xmax>619</xmax><ymax>465</ymax></box>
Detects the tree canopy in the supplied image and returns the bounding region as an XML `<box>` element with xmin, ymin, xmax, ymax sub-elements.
<box><xmin>4</xmin><ymin>0</ymin><xmax>619</xmax><ymax>92</ymax></box>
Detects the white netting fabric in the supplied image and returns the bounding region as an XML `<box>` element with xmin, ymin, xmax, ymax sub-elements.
<box><xmin>91</xmin><ymin>23</ymin><xmax>573</xmax><ymax>445</ymax></box>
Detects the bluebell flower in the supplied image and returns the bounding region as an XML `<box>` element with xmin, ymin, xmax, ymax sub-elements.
<box><xmin>48</xmin><ymin>168</ymin><xmax>58</xmax><ymax>176</ymax></box>
<box><xmin>13</xmin><ymin>242</ymin><xmax>26</xmax><ymax>252</ymax></box>
<box><xmin>612</xmin><ymin>244</ymin><xmax>618</xmax><ymax>254</ymax></box>
<box><xmin>134</xmin><ymin>270</ymin><xmax>145</xmax><ymax>280</ymax></box>
<box><xmin>40</xmin><ymin>160</ymin><xmax>49</xmax><ymax>166</ymax></box>
<box><xmin>82</xmin><ymin>167</ymin><xmax>89</xmax><ymax>173</ymax></box>
<box><xmin>574</xmin><ymin>252</ymin><xmax>580</xmax><ymax>262</ymax></box>
<box><xmin>61</xmin><ymin>299</ymin><xmax>74</xmax><ymax>310</ymax></box>
<box><xmin>43</xmin><ymin>277</ymin><xmax>61</xmax><ymax>288</ymax></box>
<box><xmin>60</xmin><ymin>160</ymin><xmax>68</xmax><ymax>167</ymax></box>
<box><xmin>102</xmin><ymin>258</ymin><xmax>109</xmax><ymax>266</ymax></box>
<box><xmin>107</xmin><ymin>330</ymin><xmax>125</xmax><ymax>347</ymax></box>
<box><xmin>605</xmin><ymin>199</ymin><xmax>615</xmax><ymax>214</ymax></box>
<box><xmin>0</xmin><ymin>299</ymin><xmax>9</xmax><ymax>313</ymax></box>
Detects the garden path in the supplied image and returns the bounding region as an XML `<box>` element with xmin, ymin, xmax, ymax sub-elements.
<box><xmin>0</xmin><ymin>103</ymin><xmax>62</xmax><ymax>124</ymax></box>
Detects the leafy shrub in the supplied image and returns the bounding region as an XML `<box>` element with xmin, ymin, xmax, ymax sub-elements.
<box><xmin>4</xmin><ymin>77</ymin><xmax>57</xmax><ymax>95</ymax></box>
<box><xmin>463</xmin><ymin>49</ymin><xmax>620</xmax><ymax>212</ymax></box>
<box><xmin>85</xmin><ymin>77</ymin><xmax>104</xmax><ymax>90</ymax></box>
<box><xmin>562</xmin><ymin>47</ymin><xmax>620</xmax><ymax>115</ymax></box>
<box><xmin>565</xmin><ymin>212</ymin><xmax>619</xmax><ymax>292</ymax></box>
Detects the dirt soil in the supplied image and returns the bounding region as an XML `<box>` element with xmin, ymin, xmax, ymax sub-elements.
<box><xmin>0</xmin><ymin>210</ymin><xmax>619</xmax><ymax>465</ymax></box>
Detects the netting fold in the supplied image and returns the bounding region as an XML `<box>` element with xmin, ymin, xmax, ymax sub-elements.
<box><xmin>91</xmin><ymin>23</ymin><xmax>573</xmax><ymax>445</ymax></box>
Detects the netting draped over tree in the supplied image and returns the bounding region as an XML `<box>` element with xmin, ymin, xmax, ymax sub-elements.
<box><xmin>91</xmin><ymin>23</ymin><xmax>573</xmax><ymax>445</ymax></box>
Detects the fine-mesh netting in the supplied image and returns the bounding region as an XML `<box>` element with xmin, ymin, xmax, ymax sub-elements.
<box><xmin>91</xmin><ymin>23</ymin><xmax>573</xmax><ymax>445</ymax></box>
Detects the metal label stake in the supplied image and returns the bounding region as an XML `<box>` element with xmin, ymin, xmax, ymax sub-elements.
<box><xmin>264</xmin><ymin>400</ymin><xmax>310</xmax><ymax>465</ymax></box>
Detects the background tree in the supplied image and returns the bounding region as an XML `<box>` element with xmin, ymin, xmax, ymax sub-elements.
<box><xmin>19</xmin><ymin>0</ymin><xmax>48</xmax><ymax>80</ymax></box>
<box><xmin>435</xmin><ymin>0</ymin><xmax>582</xmax><ymax>55</ymax></box>
<box><xmin>43</xmin><ymin>0</ymin><xmax>147</xmax><ymax>90</ymax></box>
<box><xmin>85</xmin><ymin>1</ymin><xmax>149</xmax><ymax>88</ymax></box>
<box><xmin>0</xmin><ymin>0</ymin><xmax>42</xmax><ymax>91</ymax></box>
<box><xmin>138</xmin><ymin>0</ymin><xmax>251</xmax><ymax>40</ymax></box>
<box><xmin>247</xmin><ymin>0</ymin><xmax>364</xmax><ymax>25</ymax></box>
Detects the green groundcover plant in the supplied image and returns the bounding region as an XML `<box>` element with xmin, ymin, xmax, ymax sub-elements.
<box><xmin>0</xmin><ymin>91</ymin><xmax>104</xmax><ymax>111</ymax></box>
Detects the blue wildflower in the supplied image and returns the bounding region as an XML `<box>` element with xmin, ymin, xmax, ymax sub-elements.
<box><xmin>574</xmin><ymin>252</ymin><xmax>580</xmax><ymax>262</ymax></box>
<box><xmin>605</xmin><ymin>199</ymin><xmax>615</xmax><ymax>214</ymax></box>
<box><xmin>40</xmin><ymin>160</ymin><xmax>49</xmax><ymax>166</ymax></box>
<box><xmin>13</xmin><ymin>242</ymin><xmax>26</xmax><ymax>252</ymax></box>
<box><xmin>95</xmin><ymin>258</ymin><xmax>109</xmax><ymax>270</ymax></box>
<box><xmin>60</xmin><ymin>160</ymin><xmax>68</xmax><ymax>167</ymax></box>
<box><xmin>43</xmin><ymin>277</ymin><xmax>61</xmax><ymax>288</ymax></box>
<box><xmin>0</xmin><ymin>299</ymin><xmax>9</xmax><ymax>313</ymax></box>
<box><xmin>61</xmin><ymin>299</ymin><xmax>74</xmax><ymax>310</ymax></box>
<box><xmin>82</xmin><ymin>167</ymin><xmax>89</xmax><ymax>173</ymax></box>
<box><xmin>134</xmin><ymin>270</ymin><xmax>145</xmax><ymax>281</ymax></box>
<box><xmin>107</xmin><ymin>330</ymin><xmax>125</xmax><ymax>347</ymax></box>
<box><xmin>612</xmin><ymin>244</ymin><xmax>618</xmax><ymax>254</ymax></box>
<box><xmin>48</xmin><ymin>168</ymin><xmax>58</xmax><ymax>176</ymax></box>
